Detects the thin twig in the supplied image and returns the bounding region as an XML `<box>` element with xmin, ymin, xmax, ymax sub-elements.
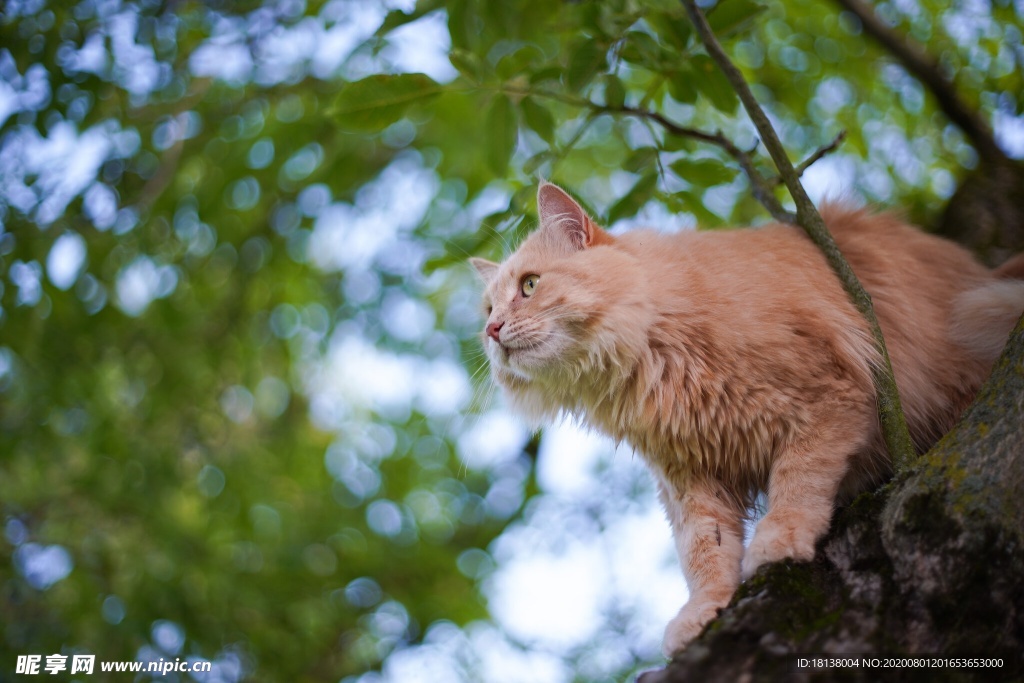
<box><xmin>596</xmin><ymin>104</ymin><xmax>793</xmax><ymax>222</ymax></box>
<box><xmin>681</xmin><ymin>0</ymin><xmax>916</xmax><ymax>472</ymax></box>
<box><xmin>500</xmin><ymin>82</ymin><xmax>794</xmax><ymax>222</ymax></box>
<box><xmin>768</xmin><ymin>130</ymin><xmax>847</xmax><ymax>188</ymax></box>
<box><xmin>831</xmin><ymin>0</ymin><xmax>1005</xmax><ymax>165</ymax></box>
<box><xmin>639</xmin><ymin>117</ymin><xmax>670</xmax><ymax>188</ymax></box>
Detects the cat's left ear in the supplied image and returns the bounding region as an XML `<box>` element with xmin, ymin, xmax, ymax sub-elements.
<box><xmin>470</xmin><ymin>257</ymin><xmax>499</xmax><ymax>285</ymax></box>
<box><xmin>537</xmin><ymin>182</ymin><xmax>607</xmax><ymax>251</ymax></box>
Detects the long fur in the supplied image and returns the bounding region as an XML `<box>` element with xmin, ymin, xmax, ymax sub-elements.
<box><xmin>472</xmin><ymin>183</ymin><xmax>1024</xmax><ymax>655</ymax></box>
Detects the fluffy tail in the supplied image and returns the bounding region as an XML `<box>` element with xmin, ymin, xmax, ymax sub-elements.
<box><xmin>950</xmin><ymin>267</ymin><xmax>1024</xmax><ymax>362</ymax></box>
<box><xmin>995</xmin><ymin>252</ymin><xmax>1024</xmax><ymax>280</ymax></box>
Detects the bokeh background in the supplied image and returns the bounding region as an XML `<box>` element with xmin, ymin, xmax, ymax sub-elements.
<box><xmin>2</xmin><ymin>0</ymin><xmax>1022</xmax><ymax>681</ymax></box>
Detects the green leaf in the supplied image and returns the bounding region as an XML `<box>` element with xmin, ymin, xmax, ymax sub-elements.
<box><xmin>663</xmin><ymin>129</ymin><xmax>698</xmax><ymax>153</ymax></box>
<box><xmin>447</xmin><ymin>0</ymin><xmax>475</xmax><ymax>51</ymax></box>
<box><xmin>449</xmin><ymin>48</ymin><xmax>483</xmax><ymax>82</ymax></box>
<box><xmin>567</xmin><ymin>41</ymin><xmax>607</xmax><ymax>92</ymax></box>
<box><xmin>669</xmin><ymin>158</ymin><xmax>738</xmax><ymax>187</ymax></box>
<box><xmin>495</xmin><ymin>45</ymin><xmax>543</xmax><ymax>80</ymax></box>
<box><xmin>485</xmin><ymin>95</ymin><xmax>518</xmax><ymax>175</ymax></box>
<box><xmin>624</xmin><ymin>147</ymin><xmax>659</xmax><ymax>173</ymax></box>
<box><xmin>667</xmin><ymin>67</ymin><xmax>699</xmax><ymax>104</ymax></box>
<box><xmin>329</xmin><ymin>74</ymin><xmax>444</xmax><ymax>131</ymax></box>
<box><xmin>521</xmin><ymin>97</ymin><xmax>556</xmax><ymax>144</ymax></box>
<box><xmin>511</xmin><ymin>185</ymin><xmax>537</xmax><ymax>214</ymax></box>
<box><xmin>607</xmin><ymin>172</ymin><xmax>658</xmax><ymax>224</ymax></box>
<box><xmin>690</xmin><ymin>55</ymin><xmax>739</xmax><ymax>112</ymax></box>
<box><xmin>424</xmin><ymin>215</ymin><xmax>512</xmax><ymax>272</ymax></box>
<box><xmin>645</xmin><ymin>11</ymin><xmax>692</xmax><ymax>51</ymax></box>
<box><xmin>529</xmin><ymin>66</ymin><xmax>565</xmax><ymax>85</ymax></box>
<box><xmin>603</xmin><ymin>74</ymin><xmax>626</xmax><ymax>109</ymax></box>
<box><xmin>619</xmin><ymin>30</ymin><xmax>665</xmax><ymax>70</ymax></box>
<box><xmin>523</xmin><ymin>150</ymin><xmax>553</xmax><ymax>176</ymax></box>
<box><xmin>376</xmin><ymin>0</ymin><xmax>444</xmax><ymax>37</ymax></box>
<box><xmin>594</xmin><ymin>1</ymin><xmax>639</xmax><ymax>36</ymax></box>
<box><xmin>662</xmin><ymin>189</ymin><xmax>723</xmax><ymax>226</ymax></box>
<box><xmin>706</xmin><ymin>0</ymin><xmax>766</xmax><ymax>38</ymax></box>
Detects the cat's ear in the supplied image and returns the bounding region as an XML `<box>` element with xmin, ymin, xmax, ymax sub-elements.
<box><xmin>470</xmin><ymin>257</ymin><xmax>499</xmax><ymax>285</ymax></box>
<box><xmin>537</xmin><ymin>182</ymin><xmax>602</xmax><ymax>251</ymax></box>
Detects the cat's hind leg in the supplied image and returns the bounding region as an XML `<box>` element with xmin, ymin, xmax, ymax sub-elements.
<box><xmin>660</xmin><ymin>476</ymin><xmax>746</xmax><ymax>656</ymax></box>
<box><xmin>741</xmin><ymin>404</ymin><xmax>871</xmax><ymax>580</ymax></box>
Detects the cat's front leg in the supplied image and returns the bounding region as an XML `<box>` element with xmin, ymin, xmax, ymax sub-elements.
<box><xmin>660</xmin><ymin>477</ymin><xmax>746</xmax><ymax>657</ymax></box>
<box><xmin>741</xmin><ymin>416</ymin><xmax>868</xmax><ymax>579</ymax></box>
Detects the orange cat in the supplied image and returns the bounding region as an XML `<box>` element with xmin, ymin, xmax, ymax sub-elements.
<box><xmin>471</xmin><ymin>183</ymin><xmax>1024</xmax><ymax>655</ymax></box>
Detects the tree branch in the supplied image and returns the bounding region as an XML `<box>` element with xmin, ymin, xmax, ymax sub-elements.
<box><xmin>767</xmin><ymin>130</ymin><xmax>847</xmax><ymax>188</ymax></box>
<box><xmin>831</xmin><ymin>0</ymin><xmax>1006</xmax><ymax>165</ymax></box>
<box><xmin>680</xmin><ymin>0</ymin><xmax>917</xmax><ymax>472</ymax></box>
<box><xmin>596</xmin><ymin>104</ymin><xmax>793</xmax><ymax>223</ymax></box>
<box><xmin>503</xmin><ymin>83</ymin><xmax>794</xmax><ymax>222</ymax></box>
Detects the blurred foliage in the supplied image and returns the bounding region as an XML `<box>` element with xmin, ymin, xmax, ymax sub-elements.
<box><xmin>1</xmin><ymin>0</ymin><xmax>1021</xmax><ymax>681</ymax></box>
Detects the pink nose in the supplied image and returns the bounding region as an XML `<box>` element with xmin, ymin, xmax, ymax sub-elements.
<box><xmin>486</xmin><ymin>320</ymin><xmax>504</xmax><ymax>342</ymax></box>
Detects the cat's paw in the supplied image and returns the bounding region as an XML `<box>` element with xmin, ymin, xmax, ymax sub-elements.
<box><xmin>741</xmin><ymin>520</ymin><xmax>816</xmax><ymax>580</ymax></box>
<box><xmin>661</xmin><ymin>600</ymin><xmax>724</xmax><ymax>657</ymax></box>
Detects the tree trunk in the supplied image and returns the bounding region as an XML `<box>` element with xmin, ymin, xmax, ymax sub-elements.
<box><xmin>638</xmin><ymin>310</ymin><xmax>1024</xmax><ymax>682</ymax></box>
<box><xmin>937</xmin><ymin>160</ymin><xmax>1024</xmax><ymax>267</ymax></box>
<box><xmin>634</xmin><ymin>5</ymin><xmax>1024</xmax><ymax>679</ymax></box>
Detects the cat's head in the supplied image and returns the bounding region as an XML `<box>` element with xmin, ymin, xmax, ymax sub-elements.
<box><xmin>470</xmin><ymin>183</ymin><xmax>650</xmax><ymax>394</ymax></box>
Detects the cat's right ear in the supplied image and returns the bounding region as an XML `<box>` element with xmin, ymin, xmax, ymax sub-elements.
<box><xmin>470</xmin><ymin>257</ymin><xmax>499</xmax><ymax>285</ymax></box>
<box><xmin>537</xmin><ymin>182</ymin><xmax>603</xmax><ymax>251</ymax></box>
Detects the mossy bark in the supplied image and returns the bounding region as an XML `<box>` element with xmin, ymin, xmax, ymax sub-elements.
<box><xmin>638</xmin><ymin>314</ymin><xmax>1024</xmax><ymax>683</ymax></box>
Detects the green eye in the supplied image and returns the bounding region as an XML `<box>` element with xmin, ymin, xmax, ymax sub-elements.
<box><xmin>521</xmin><ymin>274</ymin><xmax>539</xmax><ymax>297</ymax></box>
